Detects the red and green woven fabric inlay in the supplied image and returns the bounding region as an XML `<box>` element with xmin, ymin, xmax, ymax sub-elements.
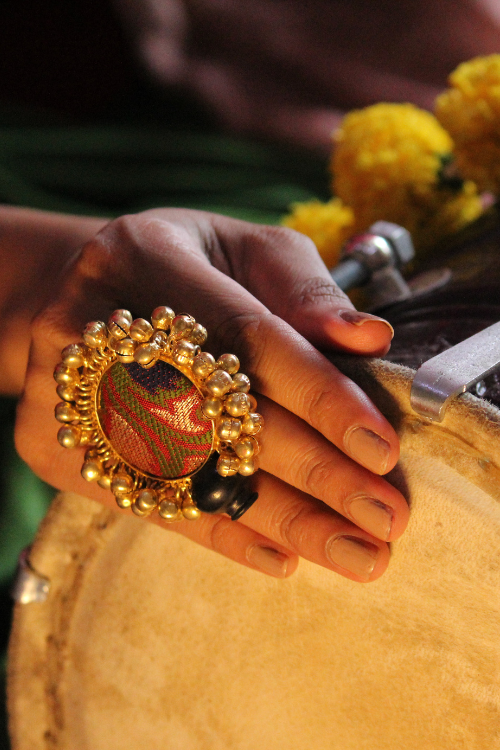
<box><xmin>98</xmin><ymin>361</ymin><xmax>213</xmax><ymax>479</ymax></box>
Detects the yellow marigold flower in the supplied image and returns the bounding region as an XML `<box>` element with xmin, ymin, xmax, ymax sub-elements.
<box><xmin>415</xmin><ymin>180</ymin><xmax>483</xmax><ymax>251</ymax></box>
<box><xmin>331</xmin><ymin>102</ymin><xmax>481</xmax><ymax>249</ymax></box>
<box><xmin>282</xmin><ymin>198</ymin><xmax>355</xmax><ymax>268</ymax></box>
<box><xmin>435</xmin><ymin>54</ymin><xmax>500</xmax><ymax>193</ymax></box>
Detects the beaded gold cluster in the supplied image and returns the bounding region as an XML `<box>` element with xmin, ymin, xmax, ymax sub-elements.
<box><xmin>54</xmin><ymin>307</ymin><xmax>263</xmax><ymax>522</ymax></box>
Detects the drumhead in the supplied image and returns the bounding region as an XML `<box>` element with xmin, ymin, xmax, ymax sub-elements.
<box><xmin>8</xmin><ymin>357</ymin><xmax>500</xmax><ymax>750</ymax></box>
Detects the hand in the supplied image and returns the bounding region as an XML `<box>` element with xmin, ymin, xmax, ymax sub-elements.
<box><xmin>116</xmin><ymin>0</ymin><xmax>500</xmax><ymax>150</ymax></box>
<box><xmin>16</xmin><ymin>208</ymin><xmax>409</xmax><ymax>581</ymax></box>
<box><xmin>0</xmin><ymin>206</ymin><xmax>107</xmax><ymax>395</ymax></box>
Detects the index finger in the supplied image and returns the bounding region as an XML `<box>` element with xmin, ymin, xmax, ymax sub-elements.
<box><xmin>84</xmin><ymin>214</ymin><xmax>399</xmax><ymax>475</ymax></box>
<box><xmin>206</xmin><ymin>215</ymin><xmax>395</xmax><ymax>356</ymax></box>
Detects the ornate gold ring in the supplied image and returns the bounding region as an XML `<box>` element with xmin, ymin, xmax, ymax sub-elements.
<box><xmin>54</xmin><ymin>307</ymin><xmax>262</xmax><ymax>521</ymax></box>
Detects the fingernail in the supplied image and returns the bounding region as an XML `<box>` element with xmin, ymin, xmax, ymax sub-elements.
<box><xmin>247</xmin><ymin>545</ymin><xmax>289</xmax><ymax>577</ymax></box>
<box><xmin>326</xmin><ymin>535</ymin><xmax>380</xmax><ymax>580</ymax></box>
<box><xmin>344</xmin><ymin>496</ymin><xmax>393</xmax><ymax>541</ymax></box>
<box><xmin>338</xmin><ymin>310</ymin><xmax>394</xmax><ymax>338</ymax></box>
<box><xmin>344</xmin><ymin>426</ymin><xmax>391</xmax><ymax>474</ymax></box>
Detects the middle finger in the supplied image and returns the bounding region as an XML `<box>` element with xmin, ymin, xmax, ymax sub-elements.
<box><xmin>257</xmin><ymin>395</ymin><xmax>408</xmax><ymax>542</ymax></box>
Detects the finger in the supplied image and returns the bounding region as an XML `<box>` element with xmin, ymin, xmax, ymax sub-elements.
<box><xmin>241</xmin><ymin>471</ymin><xmax>390</xmax><ymax>583</ymax></box>
<box><xmin>216</xmin><ymin>317</ymin><xmax>399</xmax><ymax>475</ymax></box>
<box><xmin>207</xmin><ymin>215</ymin><xmax>395</xmax><ymax>357</ymax></box>
<box><xmin>90</xmin><ymin>214</ymin><xmax>400</xmax><ymax>472</ymax></box>
<box><xmin>163</xmin><ymin>512</ymin><xmax>299</xmax><ymax>579</ymax></box>
<box><xmin>257</xmin><ymin>395</ymin><xmax>408</xmax><ymax>541</ymax></box>
<box><xmin>14</xmin><ymin>211</ymin><xmax>401</xmax><ymax>583</ymax></box>
<box><xmin>105</xmin><ymin>209</ymin><xmax>393</xmax><ymax>356</ymax></box>
<box><xmin>164</xmin><ymin>469</ymin><xmax>390</xmax><ymax>583</ymax></box>
<box><xmin>17</xmin><ymin>214</ymin><xmax>399</xmax><ymax>488</ymax></box>
<box><xmin>18</xmin><ymin>341</ymin><xmax>387</xmax><ymax>582</ymax></box>
<box><xmin>20</xmin><ymin>420</ymin><xmax>298</xmax><ymax>579</ymax></box>
<box><xmin>18</xmin><ymin>388</ymin><xmax>386</xmax><ymax>583</ymax></box>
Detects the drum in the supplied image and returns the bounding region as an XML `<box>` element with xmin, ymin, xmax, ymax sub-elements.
<box><xmin>382</xmin><ymin>206</ymin><xmax>500</xmax><ymax>395</ymax></box>
<box><xmin>7</xmin><ymin>353</ymin><xmax>500</xmax><ymax>750</ymax></box>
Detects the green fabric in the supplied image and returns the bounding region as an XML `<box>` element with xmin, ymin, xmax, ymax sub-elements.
<box><xmin>0</xmin><ymin>399</ymin><xmax>54</xmax><ymax>750</ymax></box>
<box><xmin>0</xmin><ymin>110</ymin><xmax>329</xmax><ymax>222</ymax></box>
<box><xmin>0</xmin><ymin>96</ymin><xmax>329</xmax><ymax>749</ymax></box>
<box><xmin>0</xmin><ymin>402</ymin><xmax>54</xmax><ymax>586</ymax></box>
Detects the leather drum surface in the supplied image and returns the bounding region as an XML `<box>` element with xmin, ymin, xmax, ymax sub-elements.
<box><xmin>7</xmin><ymin>356</ymin><xmax>500</xmax><ymax>750</ymax></box>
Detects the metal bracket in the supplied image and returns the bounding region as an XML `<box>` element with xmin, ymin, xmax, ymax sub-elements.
<box><xmin>410</xmin><ymin>321</ymin><xmax>500</xmax><ymax>421</ymax></box>
<box><xmin>11</xmin><ymin>548</ymin><xmax>50</xmax><ymax>604</ymax></box>
<box><xmin>330</xmin><ymin>223</ymin><xmax>453</xmax><ymax>309</ymax></box>
<box><xmin>364</xmin><ymin>265</ymin><xmax>412</xmax><ymax>310</ymax></box>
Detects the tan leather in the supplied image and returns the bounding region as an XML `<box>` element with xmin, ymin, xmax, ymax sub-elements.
<box><xmin>8</xmin><ymin>358</ymin><xmax>500</xmax><ymax>749</ymax></box>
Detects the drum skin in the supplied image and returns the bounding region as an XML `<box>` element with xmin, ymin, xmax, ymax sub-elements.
<box><xmin>7</xmin><ymin>356</ymin><xmax>500</xmax><ymax>750</ymax></box>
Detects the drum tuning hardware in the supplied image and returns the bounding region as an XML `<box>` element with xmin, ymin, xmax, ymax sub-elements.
<box><xmin>410</xmin><ymin>321</ymin><xmax>500</xmax><ymax>421</ymax></box>
<box><xmin>330</xmin><ymin>222</ymin><xmax>451</xmax><ymax>309</ymax></box>
<box><xmin>11</xmin><ymin>548</ymin><xmax>50</xmax><ymax>604</ymax></box>
<box><xmin>330</xmin><ymin>221</ymin><xmax>414</xmax><ymax>307</ymax></box>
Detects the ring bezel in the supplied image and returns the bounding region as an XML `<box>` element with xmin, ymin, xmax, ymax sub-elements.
<box><xmin>54</xmin><ymin>307</ymin><xmax>263</xmax><ymax>521</ymax></box>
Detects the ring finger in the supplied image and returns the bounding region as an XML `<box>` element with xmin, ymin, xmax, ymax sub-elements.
<box><xmin>256</xmin><ymin>395</ymin><xmax>408</xmax><ymax>542</ymax></box>
<box><xmin>174</xmin><ymin>471</ymin><xmax>390</xmax><ymax>582</ymax></box>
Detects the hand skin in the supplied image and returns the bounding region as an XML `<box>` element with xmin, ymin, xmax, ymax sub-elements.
<box><xmin>115</xmin><ymin>0</ymin><xmax>500</xmax><ymax>150</ymax></box>
<box><xmin>0</xmin><ymin>206</ymin><xmax>107</xmax><ymax>395</ymax></box>
<box><xmin>9</xmin><ymin>206</ymin><xmax>410</xmax><ymax>581</ymax></box>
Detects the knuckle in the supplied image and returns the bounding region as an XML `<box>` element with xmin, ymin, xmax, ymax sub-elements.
<box><xmin>245</xmin><ymin>223</ymin><xmax>318</xmax><ymax>260</ymax></box>
<box><xmin>297</xmin><ymin>445</ymin><xmax>335</xmax><ymax>499</ymax></box>
<box><xmin>208</xmin><ymin>514</ymin><xmax>234</xmax><ymax>553</ymax></box>
<box><xmin>79</xmin><ymin>214</ymin><xmax>199</xmax><ymax>285</ymax></box>
<box><xmin>260</xmin><ymin>223</ymin><xmax>313</xmax><ymax>247</ymax></box>
<box><xmin>76</xmin><ymin>215</ymin><xmax>139</xmax><ymax>278</ymax></box>
<box><xmin>30</xmin><ymin>303</ymin><xmax>76</xmax><ymax>353</ymax></box>
<box><xmin>257</xmin><ymin>224</ymin><xmax>303</xmax><ymax>246</ymax></box>
<box><xmin>30</xmin><ymin>306</ymin><xmax>59</xmax><ymax>345</ymax></box>
<box><xmin>215</xmin><ymin>310</ymin><xmax>263</xmax><ymax>349</ymax></box>
<box><xmin>250</xmin><ymin>224</ymin><xmax>322</xmax><ymax>266</ymax></box>
<box><xmin>212</xmin><ymin>310</ymin><xmax>272</xmax><ymax>371</ymax></box>
<box><xmin>303</xmin><ymin>380</ymin><xmax>336</xmax><ymax>430</ymax></box>
<box><xmin>70</xmin><ymin>213</ymin><xmax>192</xmax><ymax>306</ymax></box>
<box><xmin>76</xmin><ymin>213</ymin><xmax>169</xmax><ymax>280</ymax></box>
<box><xmin>70</xmin><ymin>237</ymin><xmax>116</xmax><ymax>294</ymax></box>
<box><xmin>293</xmin><ymin>276</ymin><xmax>349</xmax><ymax>308</ymax></box>
<box><xmin>98</xmin><ymin>213</ymin><xmax>141</xmax><ymax>247</ymax></box>
<box><xmin>273</xmin><ymin>501</ymin><xmax>316</xmax><ymax>552</ymax></box>
<box><xmin>106</xmin><ymin>212</ymin><xmax>189</xmax><ymax>251</ymax></box>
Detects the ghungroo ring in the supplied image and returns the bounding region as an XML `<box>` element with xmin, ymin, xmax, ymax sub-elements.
<box><xmin>54</xmin><ymin>307</ymin><xmax>262</xmax><ymax>521</ymax></box>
